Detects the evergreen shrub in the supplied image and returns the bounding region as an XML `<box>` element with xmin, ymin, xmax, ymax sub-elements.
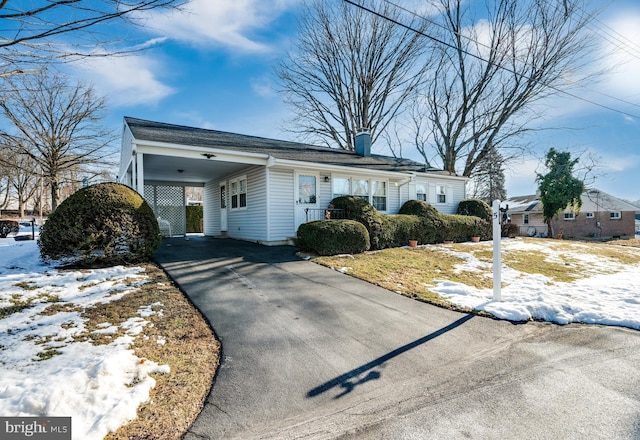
<box><xmin>297</xmin><ymin>220</ymin><xmax>370</xmax><ymax>256</ymax></box>
<box><xmin>455</xmin><ymin>199</ymin><xmax>492</xmax><ymax>240</ymax></box>
<box><xmin>330</xmin><ymin>196</ymin><xmax>385</xmax><ymax>249</ymax></box>
<box><xmin>456</xmin><ymin>199</ymin><xmax>492</xmax><ymax>221</ymax></box>
<box><xmin>186</xmin><ymin>205</ymin><xmax>203</xmax><ymax>233</ymax></box>
<box><xmin>39</xmin><ymin>182</ymin><xmax>161</xmax><ymax>266</ymax></box>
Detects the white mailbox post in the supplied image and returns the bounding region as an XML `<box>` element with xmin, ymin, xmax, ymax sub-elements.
<box><xmin>492</xmin><ymin>199</ymin><xmax>502</xmax><ymax>302</ymax></box>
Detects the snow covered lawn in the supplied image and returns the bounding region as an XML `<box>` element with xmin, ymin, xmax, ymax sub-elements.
<box><xmin>0</xmin><ymin>237</ymin><xmax>173</xmax><ymax>439</ymax></box>
<box><xmin>318</xmin><ymin>237</ymin><xmax>640</xmax><ymax>330</ymax></box>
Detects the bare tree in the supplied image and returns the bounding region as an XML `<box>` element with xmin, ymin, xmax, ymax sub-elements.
<box><xmin>413</xmin><ymin>0</ymin><xmax>596</xmax><ymax>177</ymax></box>
<box><xmin>0</xmin><ymin>0</ymin><xmax>184</xmax><ymax>69</ymax></box>
<box><xmin>0</xmin><ymin>71</ymin><xmax>117</xmax><ymax>211</ymax></box>
<box><xmin>277</xmin><ymin>0</ymin><xmax>428</xmax><ymax>151</ymax></box>
<box><xmin>8</xmin><ymin>153</ymin><xmax>41</xmax><ymax>217</ymax></box>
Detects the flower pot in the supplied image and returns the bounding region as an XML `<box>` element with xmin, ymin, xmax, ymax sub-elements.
<box><xmin>409</xmin><ymin>239</ymin><xmax>418</xmax><ymax>248</ymax></box>
<box><xmin>471</xmin><ymin>236</ymin><xmax>480</xmax><ymax>243</ymax></box>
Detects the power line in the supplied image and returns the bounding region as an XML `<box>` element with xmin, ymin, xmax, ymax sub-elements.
<box><xmin>343</xmin><ymin>0</ymin><xmax>640</xmax><ymax>120</ymax></box>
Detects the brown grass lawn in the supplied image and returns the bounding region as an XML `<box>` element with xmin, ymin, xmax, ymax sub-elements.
<box><xmin>314</xmin><ymin>237</ymin><xmax>640</xmax><ymax>312</ymax></box>
<box><xmin>102</xmin><ymin>264</ymin><xmax>219</xmax><ymax>440</ymax></box>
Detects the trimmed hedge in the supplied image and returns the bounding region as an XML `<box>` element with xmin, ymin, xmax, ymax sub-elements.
<box><xmin>299</xmin><ymin>198</ymin><xmax>491</xmax><ymax>255</ymax></box>
<box><xmin>186</xmin><ymin>205</ymin><xmax>203</xmax><ymax>233</ymax></box>
<box><xmin>297</xmin><ymin>219</ymin><xmax>370</xmax><ymax>256</ymax></box>
<box><xmin>39</xmin><ymin>183</ymin><xmax>161</xmax><ymax>266</ymax></box>
<box><xmin>456</xmin><ymin>199</ymin><xmax>492</xmax><ymax>221</ymax></box>
<box><xmin>330</xmin><ymin>196</ymin><xmax>385</xmax><ymax>249</ymax></box>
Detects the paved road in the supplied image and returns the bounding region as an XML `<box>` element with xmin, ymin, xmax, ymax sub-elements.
<box><xmin>153</xmin><ymin>237</ymin><xmax>640</xmax><ymax>440</ymax></box>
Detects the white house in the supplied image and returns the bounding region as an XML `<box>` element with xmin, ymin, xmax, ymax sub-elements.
<box><xmin>118</xmin><ymin>117</ymin><xmax>468</xmax><ymax>245</ymax></box>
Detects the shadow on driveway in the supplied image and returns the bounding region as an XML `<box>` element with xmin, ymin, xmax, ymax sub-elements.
<box><xmin>307</xmin><ymin>314</ymin><xmax>474</xmax><ymax>399</ymax></box>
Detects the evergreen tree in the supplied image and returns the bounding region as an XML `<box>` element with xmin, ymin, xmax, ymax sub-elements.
<box><xmin>536</xmin><ymin>148</ymin><xmax>584</xmax><ymax>238</ymax></box>
<box><xmin>469</xmin><ymin>146</ymin><xmax>507</xmax><ymax>204</ymax></box>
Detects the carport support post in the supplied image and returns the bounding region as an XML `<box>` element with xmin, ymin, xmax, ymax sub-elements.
<box><xmin>492</xmin><ymin>200</ymin><xmax>502</xmax><ymax>302</ymax></box>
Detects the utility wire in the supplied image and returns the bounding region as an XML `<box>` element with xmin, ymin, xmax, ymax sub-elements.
<box><xmin>343</xmin><ymin>0</ymin><xmax>640</xmax><ymax>119</ymax></box>
<box><xmin>381</xmin><ymin>0</ymin><xmax>640</xmax><ymax>112</ymax></box>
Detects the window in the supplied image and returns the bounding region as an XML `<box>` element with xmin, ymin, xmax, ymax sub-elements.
<box><xmin>524</xmin><ymin>214</ymin><xmax>529</xmax><ymax>224</ymax></box>
<box><xmin>610</xmin><ymin>212</ymin><xmax>621</xmax><ymax>219</ymax></box>
<box><xmin>586</xmin><ymin>212</ymin><xmax>594</xmax><ymax>219</ymax></box>
<box><xmin>416</xmin><ymin>184</ymin><xmax>427</xmax><ymax>201</ymax></box>
<box><xmin>297</xmin><ymin>174</ymin><xmax>316</xmax><ymax>204</ymax></box>
<box><xmin>332</xmin><ymin>177</ymin><xmax>350</xmax><ymax>199</ymax></box>
<box><xmin>372</xmin><ymin>181</ymin><xmax>387</xmax><ymax>211</ymax></box>
<box><xmin>564</xmin><ymin>212</ymin><xmax>575</xmax><ymax>220</ymax></box>
<box><xmin>436</xmin><ymin>185</ymin><xmax>446</xmax><ymax>204</ymax></box>
<box><xmin>230</xmin><ymin>176</ymin><xmax>247</xmax><ymax>209</ymax></box>
<box><xmin>353</xmin><ymin>179</ymin><xmax>369</xmax><ymax>201</ymax></box>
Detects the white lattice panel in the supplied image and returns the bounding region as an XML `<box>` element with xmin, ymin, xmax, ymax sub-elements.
<box><xmin>145</xmin><ymin>185</ymin><xmax>186</xmax><ymax>237</ymax></box>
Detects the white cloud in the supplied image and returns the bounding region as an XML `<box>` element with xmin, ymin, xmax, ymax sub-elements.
<box><xmin>597</xmin><ymin>11</ymin><xmax>640</xmax><ymax>100</ymax></box>
<box><xmin>74</xmin><ymin>52</ymin><xmax>175</xmax><ymax>107</ymax></box>
<box><xmin>144</xmin><ymin>0</ymin><xmax>300</xmax><ymax>53</ymax></box>
<box><xmin>250</xmin><ymin>75</ymin><xmax>277</xmax><ymax>97</ymax></box>
<box><xmin>504</xmin><ymin>158</ymin><xmax>541</xmax><ymax>196</ymax></box>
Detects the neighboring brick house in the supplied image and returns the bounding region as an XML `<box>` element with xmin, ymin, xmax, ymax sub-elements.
<box><xmin>505</xmin><ymin>189</ymin><xmax>638</xmax><ymax>239</ymax></box>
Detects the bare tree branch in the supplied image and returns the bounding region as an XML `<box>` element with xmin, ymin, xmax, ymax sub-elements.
<box><xmin>413</xmin><ymin>0</ymin><xmax>598</xmax><ymax>177</ymax></box>
<box><xmin>0</xmin><ymin>70</ymin><xmax>117</xmax><ymax>211</ymax></box>
<box><xmin>0</xmin><ymin>0</ymin><xmax>184</xmax><ymax>68</ymax></box>
<box><xmin>277</xmin><ymin>0</ymin><xmax>429</xmax><ymax>151</ymax></box>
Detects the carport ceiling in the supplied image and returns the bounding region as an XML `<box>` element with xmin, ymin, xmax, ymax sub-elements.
<box><xmin>143</xmin><ymin>154</ymin><xmax>250</xmax><ymax>184</ymax></box>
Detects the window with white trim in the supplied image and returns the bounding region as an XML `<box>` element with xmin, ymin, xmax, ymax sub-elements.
<box><xmin>524</xmin><ymin>214</ymin><xmax>529</xmax><ymax>224</ymax></box>
<box><xmin>352</xmin><ymin>179</ymin><xmax>369</xmax><ymax>201</ymax></box>
<box><xmin>230</xmin><ymin>176</ymin><xmax>247</xmax><ymax>209</ymax></box>
<box><xmin>416</xmin><ymin>184</ymin><xmax>427</xmax><ymax>201</ymax></box>
<box><xmin>372</xmin><ymin>180</ymin><xmax>387</xmax><ymax>211</ymax></box>
<box><xmin>332</xmin><ymin>177</ymin><xmax>351</xmax><ymax>199</ymax></box>
<box><xmin>436</xmin><ymin>185</ymin><xmax>446</xmax><ymax>204</ymax></box>
<box><xmin>610</xmin><ymin>211</ymin><xmax>621</xmax><ymax>219</ymax></box>
<box><xmin>564</xmin><ymin>212</ymin><xmax>575</xmax><ymax>220</ymax></box>
<box><xmin>586</xmin><ymin>212</ymin><xmax>594</xmax><ymax>219</ymax></box>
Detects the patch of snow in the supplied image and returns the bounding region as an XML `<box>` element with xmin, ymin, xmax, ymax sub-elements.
<box><xmin>0</xmin><ymin>238</ymin><xmax>169</xmax><ymax>440</ymax></box>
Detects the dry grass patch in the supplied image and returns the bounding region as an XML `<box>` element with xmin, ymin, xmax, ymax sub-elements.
<box><xmin>316</xmin><ymin>247</ymin><xmax>491</xmax><ymax>307</ymax></box>
<box><xmin>91</xmin><ymin>263</ymin><xmax>220</xmax><ymax>440</ymax></box>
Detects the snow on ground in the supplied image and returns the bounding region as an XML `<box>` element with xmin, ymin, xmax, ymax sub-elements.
<box><xmin>430</xmin><ymin>238</ymin><xmax>640</xmax><ymax>330</ymax></box>
<box><xmin>0</xmin><ymin>234</ymin><xmax>169</xmax><ymax>440</ymax></box>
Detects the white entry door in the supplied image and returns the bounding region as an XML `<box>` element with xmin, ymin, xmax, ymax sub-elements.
<box><xmin>220</xmin><ymin>182</ymin><xmax>228</xmax><ymax>232</ymax></box>
<box><xmin>294</xmin><ymin>172</ymin><xmax>319</xmax><ymax>232</ymax></box>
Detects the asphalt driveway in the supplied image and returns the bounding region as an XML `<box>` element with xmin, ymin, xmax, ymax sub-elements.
<box><xmin>154</xmin><ymin>237</ymin><xmax>640</xmax><ymax>439</ymax></box>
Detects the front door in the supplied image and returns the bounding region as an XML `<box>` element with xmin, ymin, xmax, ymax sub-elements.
<box><xmin>220</xmin><ymin>182</ymin><xmax>228</xmax><ymax>232</ymax></box>
<box><xmin>294</xmin><ymin>172</ymin><xmax>319</xmax><ymax>232</ymax></box>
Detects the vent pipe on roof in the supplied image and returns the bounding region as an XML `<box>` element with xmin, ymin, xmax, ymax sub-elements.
<box><xmin>355</xmin><ymin>129</ymin><xmax>371</xmax><ymax>157</ymax></box>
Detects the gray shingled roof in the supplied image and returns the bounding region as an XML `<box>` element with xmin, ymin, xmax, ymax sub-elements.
<box><xmin>506</xmin><ymin>190</ymin><xmax>639</xmax><ymax>213</ymax></box>
<box><xmin>125</xmin><ymin>117</ymin><xmax>452</xmax><ymax>175</ymax></box>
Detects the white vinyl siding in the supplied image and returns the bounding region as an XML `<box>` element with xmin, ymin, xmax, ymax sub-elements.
<box><xmin>267</xmin><ymin>169</ymin><xmax>295</xmax><ymax>241</ymax></box>
<box><xmin>227</xmin><ymin>167</ymin><xmax>267</xmax><ymax>241</ymax></box>
<box><xmin>203</xmin><ymin>179</ymin><xmax>219</xmax><ymax>236</ymax></box>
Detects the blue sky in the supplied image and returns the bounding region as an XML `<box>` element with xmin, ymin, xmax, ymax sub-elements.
<box><xmin>67</xmin><ymin>0</ymin><xmax>640</xmax><ymax>202</ymax></box>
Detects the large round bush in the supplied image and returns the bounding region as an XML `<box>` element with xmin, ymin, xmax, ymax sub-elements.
<box><xmin>39</xmin><ymin>183</ymin><xmax>161</xmax><ymax>265</ymax></box>
<box><xmin>297</xmin><ymin>220</ymin><xmax>370</xmax><ymax>256</ymax></box>
<box><xmin>330</xmin><ymin>196</ymin><xmax>385</xmax><ymax>249</ymax></box>
<box><xmin>456</xmin><ymin>199</ymin><xmax>492</xmax><ymax>221</ymax></box>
